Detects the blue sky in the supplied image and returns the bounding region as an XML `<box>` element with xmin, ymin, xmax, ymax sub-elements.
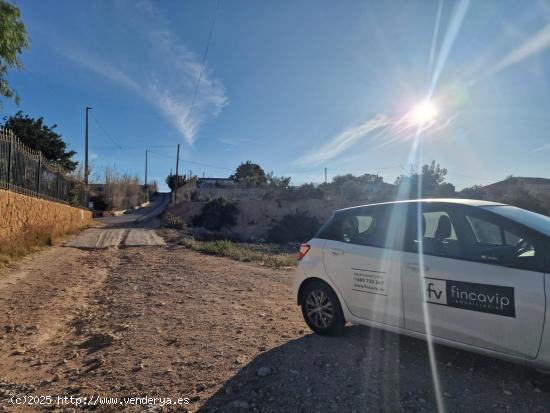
<box><xmin>3</xmin><ymin>0</ymin><xmax>550</xmax><ymax>191</ymax></box>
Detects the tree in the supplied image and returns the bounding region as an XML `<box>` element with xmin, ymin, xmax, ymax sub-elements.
<box><xmin>434</xmin><ymin>182</ymin><xmax>456</xmax><ymax>197</ymax></box>
<box><xmin>266</xmin><ymin>171</ymin><xmax>291</xmax><ymax>189</ymax></box>
<box><xmin>165</xmin><ymin>173</ymin><xmax>187</xmax><ymax>191</ymax></box>
<box><xmin>3</xmin><ymin>112</ymin><xmax>78</xmax><ymax>170</ymax></box>
<box><xmin>459</xmin><ymin>185</ymin><xmax>486</xmax><ymax>200</ymax></box>
<box><xmin>231</xmin><ymin>161</ymin><xmax>267</xmax><ymax>186</ymax></box>
<box><xmin>0</xmin><ymin>1</ymin><xmax>29</xmax><ymax>105</ymax></box>
<box><xmin>323</xmin><ymin>173</ymin><xmax>379</xmax><ymax>201</ymax></box>
<box><xmin>395</xmin><ymin>161</ymin><xmax>456</xmax><ymax>198</ymax></box>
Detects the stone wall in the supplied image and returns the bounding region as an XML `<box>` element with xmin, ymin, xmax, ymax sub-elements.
<box><xmin>174</xmin><ymin>184</ymin><xmax>270</xmax><ymax>203</ymax></box>
<box><xmin>166</xmin><ymin>198</ymin><xmax>359</xmax><ymax>241</ymax></box>
<box><xmin>0</xmin><ymin>189</ymin><xmax>92</xmax><ymax>247</ymax></box>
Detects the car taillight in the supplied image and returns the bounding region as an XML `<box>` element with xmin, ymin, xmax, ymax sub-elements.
<box><xmin>298</xmin><ymin>243</ymin><xmax>311</xmax><ymax>260</ymax></box>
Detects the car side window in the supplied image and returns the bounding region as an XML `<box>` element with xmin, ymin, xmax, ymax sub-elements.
<box><xmin>336</xmin><ymin>205</ymin><xmax>408</xmax><ymax>249</ymax></box>
<box><xmin>466</xmin><ymin>216</ymin><xmax>502</xmax><ymax>245</ymax></box>
<box><xmin>407</xmin><ymin>207</ymin><xmax>465</xmax><ymax>259</ymax></box>
<box><xmin>335</xmin><ymin>207</ymin><xmax>389</xmax><ymax>248</ymax></box>
<box><xmin>423</xmin><ymin>211</ymin><xmax>458</xmax><ymax>240</ymax></box>
<box><xmin>341</xmin><ymin>212</ymin><xmax>381</xmax><ymax>245</ymax></box>
<box><xmin>464</xmin><ymin>213</ymin><xmax>539</xmax><ymax>271</ymax></box>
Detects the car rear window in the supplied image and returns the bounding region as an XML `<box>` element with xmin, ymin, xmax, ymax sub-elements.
<box><xmin>315</xmin><ymin>215</ymin><xmax>340</xmax><ymax>241</ymax></box>
<box><xmin>316</xmin><ymin>205</ymin><xmax>408</xmax><ymax>249</ymax></box>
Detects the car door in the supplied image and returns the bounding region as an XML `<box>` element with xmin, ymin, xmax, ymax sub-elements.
<box><xmin>402</xmin><ymin>202</ymin><xmax>545</xmax><ymax>358</ymax></box>
<box><xmin>323</xmin><ymin>204</ymin><xmax>407</xmax><ymax>327</ymax></box>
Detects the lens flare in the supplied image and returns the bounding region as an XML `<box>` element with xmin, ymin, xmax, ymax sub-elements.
<box><xmin>409</xmin><ymin>100</ymin><xmax>439</xmax><ymax>126</ymax></box>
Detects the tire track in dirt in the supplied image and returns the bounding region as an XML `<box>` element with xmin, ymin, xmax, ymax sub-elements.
<box><xmin>0</xmin><ymin>246</ymin><xmax>119</xmax><ymax>396</ymax></box>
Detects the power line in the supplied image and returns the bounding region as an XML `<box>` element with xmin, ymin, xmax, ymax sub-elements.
<box><xmin>90</xmin><ymin>112</ymin><xmax>123</xmax><ymax>149</ymax></box>
<box><xmin>183</xmin><ymin>0</ymin><xmax>221</xmax><ymax>129</ymax></box>
<box><xmin>180</xmin><ymin>158</ymin><xmax>234</xmax><ymax>171</ymax></box>
<box><xmin>328</xmin><ymin>165</ymin><xmax>402</xmax><ymax>173</ymax></box>
<box><xmin>147</xmin><ymin>150</ymin><xmax>174</xmax><ymax>160</ymax></box>
<box><xmin>91</xmin><ymin>143</ymin><xmax>177</xmax><ymax>151</ymax></box>
<box><xmin>148</xmin><ymin>150</ymin><xmax>234</xmax><ymax>171</ymax></box>
<box><xmin>118</xmin><ymin>144</ymin><xmax>177</xmax><ymax>150</ymax></box>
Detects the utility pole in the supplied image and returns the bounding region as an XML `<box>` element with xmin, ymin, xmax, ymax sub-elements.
<box><xmin>145</xmin><ymin>149</ymin><xmax>148</xmax><ymax>199</ymax></box>
<box><xmin>84</xmin><ymin>107</ymin><xmax>92</xmax><ymax>185</ymax></box>
<box><xmin>324</xmin><ymin>167</ymin><xmax>327</xmax><ymax>184</ymax></box>
<box><xmin>175</xmin><ymin>144</ymin><xmax>180</xmax><ymax>177</ymax></box>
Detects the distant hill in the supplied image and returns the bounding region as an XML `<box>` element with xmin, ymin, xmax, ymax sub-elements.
<box><xmin>483</xmin><ymin>177</ymin><xmax>550</xmax><ymax>196</ymax></box>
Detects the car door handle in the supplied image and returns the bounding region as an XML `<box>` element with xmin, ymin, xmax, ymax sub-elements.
<box><xmin>329</xmin><ymin>248</ymin><xmax>345</xmax><ymax>256</ymax></box>
<box><xmin>406</xmin><ymin>262</ymin><xmax>430</xmax><ymax>272</ymax></box>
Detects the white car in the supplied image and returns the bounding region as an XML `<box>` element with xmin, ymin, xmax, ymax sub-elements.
<box><xmin>294</xmin><ymin>199</ymin><xmax>550</xmax><ymax>369</ymax></box>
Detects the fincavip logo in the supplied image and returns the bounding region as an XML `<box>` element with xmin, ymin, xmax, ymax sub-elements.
<box><xmin>425</xmin><ymin>279</ymin><xmax>447</xmax><ymax>305</ymax></box>
<box><xmin>424</xmin><ymin>278</ymin><xmax>515</xmax><ymax>318</ymax></box>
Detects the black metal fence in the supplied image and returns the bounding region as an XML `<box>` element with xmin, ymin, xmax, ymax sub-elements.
<box><xmin>0</xmin><ymin>127</ymin><xmax>82</xmax><ymax>205</ymax></box>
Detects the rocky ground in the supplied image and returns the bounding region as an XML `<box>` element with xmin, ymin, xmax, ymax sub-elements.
<box><xmin>0</xmin><ymin>232</ymin><xmax>549</xmax><ymax>412</ymax></box>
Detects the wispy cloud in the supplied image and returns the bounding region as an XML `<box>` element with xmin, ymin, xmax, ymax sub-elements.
<box><xmin>295</xmin><ymin>102</ymin><xmax>458</xmax><ymax>167</ymax></box>
<box><xmin>52</xmin><ymin>0</ymin><xmax>227</xmax><ymax>144</ymax></box>
<box><xmin>490</xmin><ymin>24</ymin><xmax>550</xmax><ymax>74</ymax></box>
<box><xmin>65</xmin><ymin>48</ymin><xmax>141</xmax><ymax>94</ymax></box>
<box><xmin>530</xmin><ymin>143</ymin><xmax>550</xmax><ymax>153</ymax></box>
<box><xmin>219</xmin><ymin>137</ymin><xmax>265</xmax><ymax>147</ymax></box>
<box><xmin>219</xmin><ymin>138</ymin><xmax>238</xmax><ymax>146</ymax></box>
<box><xmin>295</xmin><ymin>115</ymin><xmax>391</xmax><ymax>166</ymax></box>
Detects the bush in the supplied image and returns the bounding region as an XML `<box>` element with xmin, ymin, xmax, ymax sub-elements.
<box><xmin>164</xmin><ymin>213</ymin><xmax>186</xmax><ymax>230</ymax></box>
<box><xmin>277</xmin><ymin>183</ymin><xmax>324</xmax><ymax>201</ymax></box>
<box><xmin>90</xmin><ymin>193</ymin><xmax>110</xmax><ymax>211</ymax></box>
<box><xmin>340</xmin><ymin>180</ymin><xmax>367</xmax><ymax>201</ymax></box>
<box><xmin>499</xmin><ymin>187</ymin><xmax>550</xmax><ymax>216</ymax></box>
<box><xmin>192</xmin><ymin>197</ymin><xmax>239</xmax><ymax>230</ymax></box>
<box><xmin>459</xmin><ymin>185</ymin><xmax>486</xmax><ymax>200</ymax></box>
<box><xmin>268</xmin><ymin>211</ymin><xmax>320</xmax><ymax>243</ymax></box>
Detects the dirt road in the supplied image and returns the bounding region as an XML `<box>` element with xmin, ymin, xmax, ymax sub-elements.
<box><xmin>1</xmin><ymin>229</ymin><xmax>550</xmax><ymax>412</ymax></box>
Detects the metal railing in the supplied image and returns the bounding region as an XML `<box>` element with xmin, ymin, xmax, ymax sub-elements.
<box><xmin>0</xmin><ymin>127</ymin><xmax>83</xmax><ymax>205</ymax></box>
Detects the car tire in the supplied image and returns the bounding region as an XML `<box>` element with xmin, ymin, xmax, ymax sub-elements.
<box><xmin>301</xmin><ymin>280</ymin><xmax>345</xmax><ymax>336</ymax></box>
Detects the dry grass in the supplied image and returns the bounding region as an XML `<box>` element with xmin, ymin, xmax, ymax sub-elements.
<box><xmin>178</xmin><ymin>238</ymin><xmax>297</xmax><ymax>269</ymax></box>
<box><xmin>0</xmin><ymin>224</ymin><xmax>87</xmax><ymax>267</ymax></box>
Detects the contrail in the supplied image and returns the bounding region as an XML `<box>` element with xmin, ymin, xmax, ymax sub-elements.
<box><xmin>490</xmin><ymin>24</ymin><xmax>550</xmax><ymax>74</ymax></box>
<box><xmin>295</xmin><ymin>115</ymin><xmax>391</xmax><ymax>166</ymax></box>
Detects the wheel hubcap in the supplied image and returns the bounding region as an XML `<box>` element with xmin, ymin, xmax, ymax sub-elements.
<box><xmin>305</xmin><ymin>290</ymin><xmax>334</xmax><ymax>329</ymax></box>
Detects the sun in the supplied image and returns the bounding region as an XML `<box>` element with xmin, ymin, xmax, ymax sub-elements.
<box><xmin>409</xmin><ymin>100</ymin><xmax>439</xmax><ymax>126</ymax></box>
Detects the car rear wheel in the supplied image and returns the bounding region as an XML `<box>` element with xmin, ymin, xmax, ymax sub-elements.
<box><xmin>301</xmin><ymin>280</ymin><xmax>345</xmax><ymax>336</ymax></box>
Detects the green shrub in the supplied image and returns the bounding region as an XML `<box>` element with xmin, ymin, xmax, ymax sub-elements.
<box><xmin>268</xmin><ymin>211</ymin><xmax>320</xmax><ymax>243</ymax></box>
<box><xmin>164</xmin><ymin>213</ymin><xmax>186</xmax><ymax>230</ymax></box>
<box><xmin>178</xmin><ymin>238</ymin><xmax>296</xmax><ymax>268</ymax></box>
<box><xmin>192</xmin><ymin>197</ymin><xmax>239</xmax><ymax>230</ymax></box>
<box><xmin>278</xmin><ymin>183</ymin><xmax>324</xmax><ymax>201</ymax></box>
